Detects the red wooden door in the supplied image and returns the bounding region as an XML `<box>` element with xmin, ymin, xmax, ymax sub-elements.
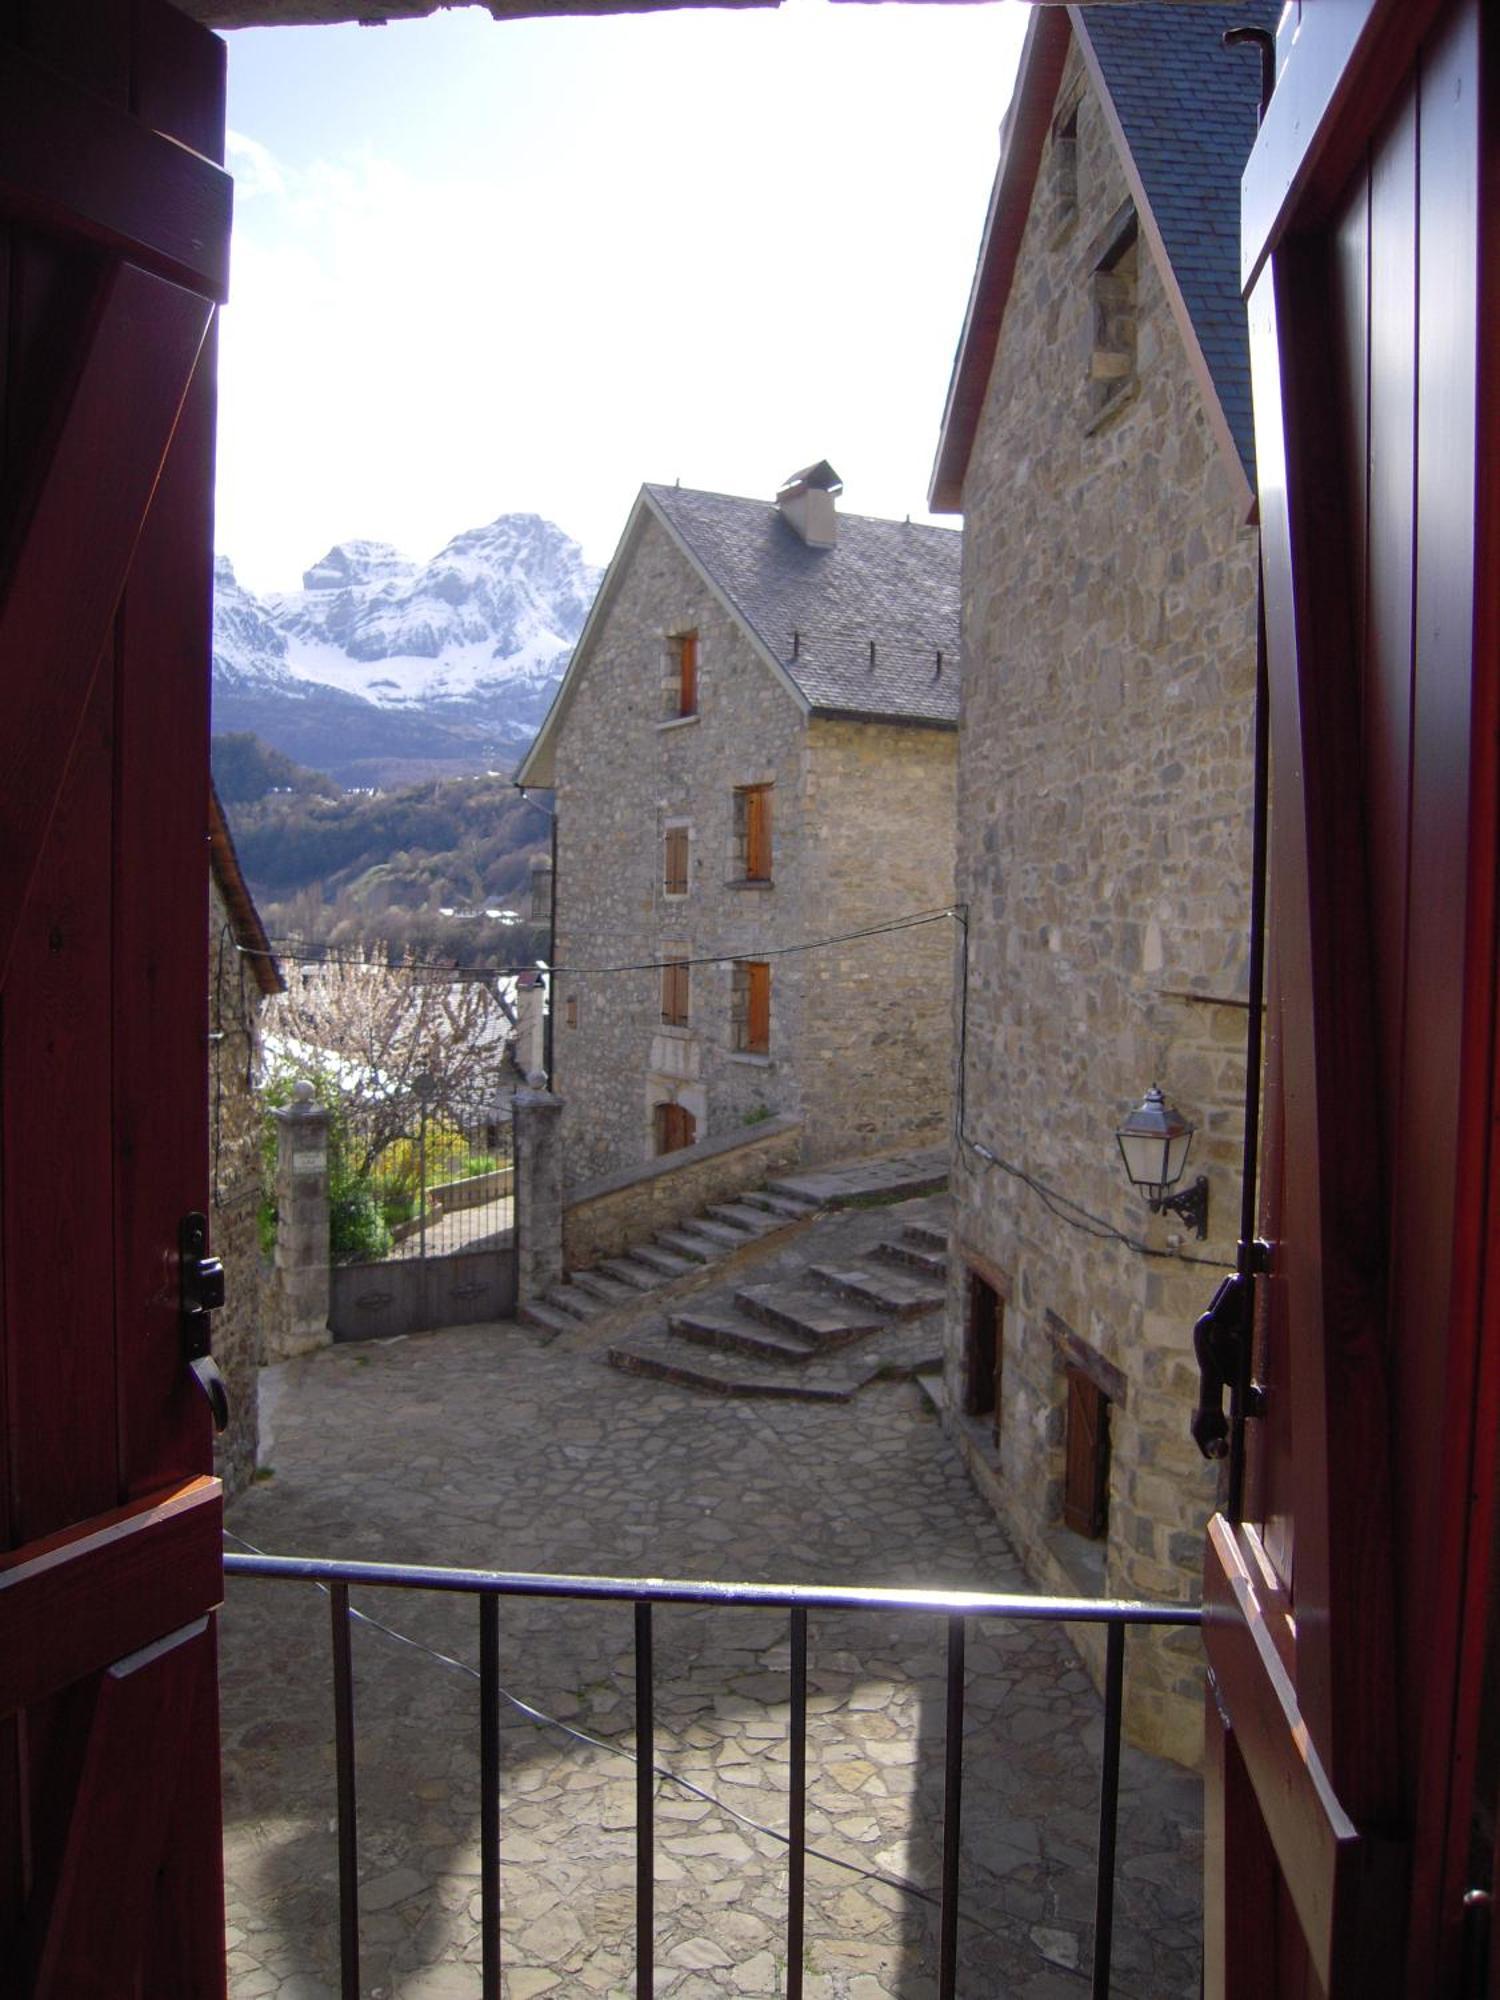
<box><xmin>1205</xmin><ymin>0</ymin><xmax>1500</xmax><ymax>1992</ymax></box>
<box><xmin>0</xmin><ymin>4</ymin><xmax>232</xmax><ymax>1992</ymax></box>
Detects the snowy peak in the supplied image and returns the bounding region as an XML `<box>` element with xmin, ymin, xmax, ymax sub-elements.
<box><xmin>301</xmin><ymin>539</ymin><xmax>417</xmax><ymax>592</ymax></box>
<box><xmin>213</xmin><ymin>554</ymin><xmax>295</xmax><ymax>691</ymax></box>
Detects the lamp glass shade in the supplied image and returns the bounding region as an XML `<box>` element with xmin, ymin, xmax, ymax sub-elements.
<box><xmin>1115</xmin><ymin>1087</ymin><xmax>1194</xmax><ymax>1201</ymax></box>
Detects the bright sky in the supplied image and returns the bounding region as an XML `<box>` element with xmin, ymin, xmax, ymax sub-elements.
<box><xmin>216</xmin><ymin>0</ymin><xmax>1028</xmax><ymax>596</ymax></box>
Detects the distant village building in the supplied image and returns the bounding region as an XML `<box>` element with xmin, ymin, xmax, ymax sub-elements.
<box><xmin>929</xmin><ymin>1</ymin><xmax>1275</xmax><ymax>1763</ymax></box>
<box><xmin>209</xmin><ymin>786</ymin><xmax>284</xmax><ymax>1499</ymax></box>
<box><xmin>517</xmin><ymin>465</ymin><xmax>960</xmax><ymax>1192</ymax></box>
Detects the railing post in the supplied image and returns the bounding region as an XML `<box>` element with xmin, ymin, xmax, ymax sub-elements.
<box><xmin>330</xmin><ymin>1582</ymin><xmax>360</xmax><ymax>2000</ymax></box>
<box><xmin>787</xmin><ymin>1606</ymin><xmax>808</xmax><ymax>2000</ymax></box>
<box><xmin>635</xmin><ymin>1601</ymin><xmax>654</xmax><ymax>1999</ymax></box>
<box><xmin>938</xmin><ymin>1615</ymin><xmax>966</xmax><ymax>1999</ymax></box>
<box><xmin>480</xmin><ymin>1593</ymin><xmax>501</xmax><ymax>2000</ymax></box>
<box><xmin>1092</xmin><ymin>1619</ymin><xmax>1126</xmax><ymax>1999</ymax></box>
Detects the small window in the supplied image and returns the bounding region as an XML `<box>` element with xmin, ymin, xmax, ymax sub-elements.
<box><xmin>654</xmin><ymin>1100</ymin><xmax>696</xmax><ymax>1156</ymax></box>
<box><xmin>965</xmin><ymin>1272</ymin><xmax>1003</xmax><ymax>1448</ymax></box>
<box><xmin>733</xmin><ymin>784</ymin><xmax>772</xmax><ymax>883</ymax></box>
<box><xmin>1089</xmin><ymin>207</ymin><xmax>1138</xmax><ymax>422</ymax></box>
<box><xmin>666</xmin><ymin>630</ymin><xmax>699</xmax><ymax>718</ymax></box>
<box><xmin>1051</xmin><ymin>94</ymin><xmax>1080</xmax><ymax>227</ymax></box>
<box><xmin>663</xmin><ymin>825</ymin><xmax>689</xmax><ymax>897</ymax></box>
<box><xmin>731</xmin><ymin>959</ymin><xmax>770</xmax><ymax>1055</ymax></box>
<box><xmin>564</xmin><ymin>995</ymin><xmax>578</xmax><ymax>1030</ymax></box>
<box><xmin>1063</xmin><ymin>1365</ymin><xmax>1111</xmax><ymax>1539</ymax></box>
<box><xmin>660</xmin><ymin>953</ymin><xmax>689</xmax><ymax>1029</ymax></box>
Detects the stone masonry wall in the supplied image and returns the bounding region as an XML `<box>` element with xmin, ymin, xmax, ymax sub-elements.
<box><xmin>209</xmin><ymin>880</ymin><xmax>268</xmax><ymax>1500</ymax></box>
<box><xmin>801</xmin><ymin>719</ymin><xmax>956</xmax><ymax>1162</ymax></box>
<box><xmin>563</xmin><ymin>1115</ymin><xmax>803</xmax><ymax>1268</ymax></box>
<box><xmin>552</xmin><ymin>509</ymin><xmax>959</xmax><ymax>1194</ymax></box>
<box><xmin>553</xmin><ymin>511</ymin><xmax>809</xmax><ymax>1193</ymax></box>
<box><xmin>943</xmin><ymin>32</ymin><xmax>1259</xmax><ymax>1765</ymax></box>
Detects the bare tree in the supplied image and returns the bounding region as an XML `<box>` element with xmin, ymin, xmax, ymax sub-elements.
<box><xmin>262</xmin><ymin>948</ymin><xmax>513</xmax><ymax>1178</ymax></box>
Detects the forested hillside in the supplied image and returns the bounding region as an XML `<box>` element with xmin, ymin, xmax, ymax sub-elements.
<box><xmin>214</xmin><ymin>735</ymin><xmax>551</xmax><ymax>969</ymax></box>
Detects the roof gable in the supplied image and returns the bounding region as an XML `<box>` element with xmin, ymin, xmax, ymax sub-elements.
<box><xmin>931</xmin><ymin>0</ymin><xmax>1277</xmax><ymax>514</ymax></box>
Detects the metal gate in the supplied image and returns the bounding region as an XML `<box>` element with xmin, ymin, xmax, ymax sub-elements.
<box><xmin>328</xmin><ymin>1074</ymin><xmax>517</xmax><ymax>1340</ymax></box>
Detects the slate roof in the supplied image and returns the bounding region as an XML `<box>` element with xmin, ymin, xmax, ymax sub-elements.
<box><xmin>646</xmin><ymin>484</ymin><xmax>962</xmax><ymax>728</ymax></box>
<box><xmin>1079</xmin><ymin>0</ymin><xmax>1281</xmax><ymax>482</ymax></box>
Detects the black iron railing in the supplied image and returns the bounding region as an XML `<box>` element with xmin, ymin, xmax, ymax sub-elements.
<box><xmin>222</xmin><ymin>1552</ymin><xmax>1201</xmax><ymax>2000</ymax></box>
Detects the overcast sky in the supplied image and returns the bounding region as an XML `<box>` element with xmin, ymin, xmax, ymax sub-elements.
<box><xmin>216</xmin><ymin>0</ymin><xmax>1028</xmax><ymax>596</ymax></box>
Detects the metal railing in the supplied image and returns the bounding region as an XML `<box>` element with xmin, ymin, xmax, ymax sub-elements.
<box><xmin>222</xmin><ymin>1552</ymin><xmax>1202</xmax><ymax>2000</ymax></box>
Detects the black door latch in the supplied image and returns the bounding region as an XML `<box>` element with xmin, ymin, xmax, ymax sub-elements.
<box><xmin>180</xmin><ymin>1211</ymin><xmax>229</xmax><ymax>1433</ymax></box>
<box><xmin>1191</xmin><ymin>1267</ymin><xmax>1263</xmax><ymax>1459</ymax></box>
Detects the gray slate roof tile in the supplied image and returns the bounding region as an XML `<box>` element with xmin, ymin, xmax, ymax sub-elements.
<box><xmin>647</xmin><ymin>484</ymin><xmax>961</xmax><ymax>727</ymax></box>
<box><xmin>1080</xmin><ymin>0</ymin><xmax>1280</xmax><ymax>483</ymax></box>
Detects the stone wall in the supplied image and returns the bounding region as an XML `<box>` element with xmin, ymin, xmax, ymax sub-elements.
<box><xmin>943</xmin><ymin>31</ymin><xmax>1258</xmax><ymax>1765</ymax></box>
<box><xmin>209</xmin><ymin>880</ymin><xmax>269</xmax><ymax>1500</ymax></box>
<box><xmin>563</xmin><ymin>1115</ymin><xmax>802</xmax><ymax>1269</ymax></box>
<box><xmin>551</xmin><ymin>507</ymin><xmax>957</xmax><ymax>1192</ymax></box>
<box><xmin>801</xmin><ymin>719</ymin><xmax>956</xmax><ymax>1162</ymax></box>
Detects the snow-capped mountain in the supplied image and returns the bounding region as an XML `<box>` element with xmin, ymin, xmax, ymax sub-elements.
<box><xmin>213</xmin><ymin>515</ymin><xmax>600</xmax><ymax>786</ymax></box>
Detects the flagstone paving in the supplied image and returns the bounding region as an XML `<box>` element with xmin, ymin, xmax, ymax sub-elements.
<box><xmin>222</xmin><ymin>1196</ymin><xmax>1203</xmax><ymax>2000</ymax></box>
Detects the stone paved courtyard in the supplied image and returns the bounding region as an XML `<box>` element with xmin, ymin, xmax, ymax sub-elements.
<box><xmin>221</xmin><ymin>1197</ymin><xmax>1203</xmax><ymax>1999</ymax></box>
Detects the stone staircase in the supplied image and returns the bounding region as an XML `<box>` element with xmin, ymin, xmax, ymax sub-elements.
<box><xmin>517</xmin><ymin>1183</ymin><xmax>825</xmax><ymax>1338</ymax></box>
<box><xmin>605</xmin><ymin>1214</ymin><xmax>950</xmax><ymax>1401</ymax></box>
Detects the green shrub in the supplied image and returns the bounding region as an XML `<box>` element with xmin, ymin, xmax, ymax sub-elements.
<box><xmin>329</xmin><ymin>1181</ymin><xmax>392</xmax><ymax>1261</ymax></box>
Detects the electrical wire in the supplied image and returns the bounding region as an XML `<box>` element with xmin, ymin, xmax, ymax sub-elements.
<box><xmin>220</xmin><ymin>1529</ymin><xmax>1023</xmax><ymax>1946</ymax></box>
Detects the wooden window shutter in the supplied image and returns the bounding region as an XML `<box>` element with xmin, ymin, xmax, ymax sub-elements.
<box><xmin>678</xmin><ymin>632</ymin><xmax>698</xmax><ymax>716</ymax></box>
<box><xmin>1063</xmin><ymin>1366</ymin><xmax>1110</xmax><ymax>1538</ymax></box>
<box><xmin>661</xmin><ymin>956</ymin><xmax>689</xmax><ymax>1027</ymax></box>
<box><xmin>664</xmin><ymin>826</ymin><xmax>688</xmax><ymax>896</ymax></box>
<box><xmin>747</xmin><ymin>961</ymin><xmax>770</xmax><ymax>1053</ymax></box>
<box><xmin>746</xmin><ymin>786</ymin><xmax>771</xmax><ymax>880</ymax></box>
<box><xmin>654</xmin><ymin>1101</ymin><xmax>695</xmax><ymax>1155</ymax></box>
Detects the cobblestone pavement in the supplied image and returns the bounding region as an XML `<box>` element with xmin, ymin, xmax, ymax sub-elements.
<box><xmin>222</xmin><ymin>1197</ymin><xmax>1203</xmax><ymax>2000</ymax></box>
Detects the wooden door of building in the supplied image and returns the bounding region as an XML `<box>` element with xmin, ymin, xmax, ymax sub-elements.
<box><xmin>1204</xmin><ymin>0</ymin><xmax>1500</xmax><ymax>1992</ymax></box>
<box><xmin>0</xmin><ymin>4</ymin><xmax>232</xmax><ymax>1992</ymax></box>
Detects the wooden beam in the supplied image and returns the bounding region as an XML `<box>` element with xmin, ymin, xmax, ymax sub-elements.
<box><xmin>0</xmin><ymin>48</ymin><xmax>231</xmax><ymax>299</ymax></box>
<box><xmin>0</xmin><ymin>1481</ymin><xmax>223</xmax><ymax>1717</ymax></box>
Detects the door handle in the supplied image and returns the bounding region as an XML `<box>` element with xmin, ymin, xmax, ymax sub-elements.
<box><xmin>180</xmin><ymin>1211</ymin><xmax>229</xmax><ymax>1433</ymax></box>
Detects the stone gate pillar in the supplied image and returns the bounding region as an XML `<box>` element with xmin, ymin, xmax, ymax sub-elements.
<box><xmin>512</xmin><ymin>1086</ymin><xmax>564</xmax><ymax>1308</ymax></box>
<box><xmin>268</xmin><ymin>1080</ymin><xmax>331</xmax><ymax>1359</ymax></box>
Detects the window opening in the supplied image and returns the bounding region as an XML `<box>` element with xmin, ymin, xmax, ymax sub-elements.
<box><xmin>1062</xmin><ymin>1364</ymin><xmax>1111</xmax><ymax>1539</ymax></box>
<box><xmin>1089</xmin><ymin>206</ymin><xmax>1138</xmax><ymax>423</ymax></box>
<box><xmin>965</xmin><ymin>1271</ymin><xmax>1003</xmax><ymax>1448</ymax></box>
<box><xmin>666</xmin><ymin>630</ymin><xmax>699</xmax><ymax>718</ymax></box>
<box><xmin>654</xmin><ymin>1100</ymin><xmax>696</xmax><ymax>1156</ymax></box>
<box><xmin>733</xmin><ymin>784</ymin><xmax>772</xmax><ymax>883</ymax></box>
<box><xmin>663</xmin><ymin>824</ymin><xmax>689</xmax><ymax>897</ymax></box>
<box><xmin>661</xmin><ymin>953</ymin><xmax>689</xmax><ymax>1028</ymax></box>
<box><xmin>731</xmin><ymin>960</ymin><xmax>770</xmax><ymax>1055</ymax></box>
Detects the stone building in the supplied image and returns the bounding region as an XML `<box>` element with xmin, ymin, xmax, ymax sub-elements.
<box><xmin>516</xmin><ymin>466</ymin><xmax>960</xmax><ymax>1193</ymax></box>
<box><xmin>928</xmin><ymin>1</ymin><xmax>1276</xmax><ymax>1764</ymax></box>
<box><xmin>209</xmin><ymin>785</ymin><xmax>283</xmax><ymax>1499</ymax></box>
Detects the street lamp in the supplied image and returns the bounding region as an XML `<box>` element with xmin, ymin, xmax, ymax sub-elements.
<box><xmin>1115</xmin><ymin>1085</ymin><xmax>1209</xmax><ymax>1238</ymax></box>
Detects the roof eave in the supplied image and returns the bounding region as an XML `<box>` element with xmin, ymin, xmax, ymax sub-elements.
<box><xmin>209</xmin><ymin>784</ymin><xmax>284</xmax><ymax>996</ymax></box>
<box><xmin>928</xmin><ymin>7</ymin><xmax>1071</xmax><ymax>515</ymax></box>
<box><xmin>808</xmin><ymin>705</ymin><xmax>959</xmax><ymax>734</ymax></box>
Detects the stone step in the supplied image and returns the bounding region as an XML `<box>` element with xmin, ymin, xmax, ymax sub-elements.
<box><xmin>543</xmin><ymin>1283</ymin><xmax>601</xmax><ymax>1323</ymax></box>
<box><xmin>628</xmin><ymin>1242</ymin><xmax>699</xmax><ymax>1280</ymax></box>
<box><xmin>668</xmin><ymin>1309</ymin><xmax>819</xmax><ymax>1365</ymax></box>
<box><xmin>703</xmin><ymin>1201</ymin><xmax>785</xmax><ymax>1237</ymax></box>
<box><xmin>606</xmin><ymin>1335</ymin><xmax>853</xmax><ymax>1402</ymax></box>
<box><xmin>902</xmin><ymin>1221</ymin><xmax>949</xmax><ymax>1255</ymax></box>
<box><xmin>594</xmin><ymin>1256</ymin><xmax>662</xmax><ymax>1292</ymax></box>
<box><xmin>766</xmin><ymin>1153</ymin><xmax>947</xmax><ymax>1209</ymax></box>
<box><xmin>654</xmin><ymin>1228</ymin><xmax>723</xmax><ymax>1265</ymax></box>
<box><xmin>518</xmin><ymin>1301</ymin><xmax>577</xmax><ymax>1338</ymax></box>
<box><xmin>870</xmin><ymin>1240</ymin><xmax>948</xmax><ymax>1279</ymax></box>
<box><xmin>569</xmin><ymin>1267</ymin><xmax>640</xmax><ymax>1310</ymax></box>
<box><xmin>733</xmin><ymin>1284</ymin><xmax>888</xmax><ymax>1347</ymax></box>
<box><xmin>806</xmin><ymin>1264</ymin><xmax>947</xmax><ymax>1319</ymax></box>
<box><xmin>677</xmin><ymin>1216</ymin><xmax>747</xmax><ymax>1249</ymax></box>
<box><xmin>739</xmin><ymin>1189</ymin><xmax>821</xmax><ymax>1220</ymax></box>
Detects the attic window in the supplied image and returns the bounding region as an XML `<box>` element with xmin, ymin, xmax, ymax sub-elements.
<box><xmin>1088</xmin><ymin>205</ymin><xmax>1139</xmax><ymax>425</ymax></box>
<box><xmin>733</xmin><ymin>784</ymin><xmax>772</xmax><ymax>884</ymax></box>
<box><xmin>1050</xmin><ymin>93</ymin><xmax>1080</xmax><ymax>232</ymax></box>
<box><xmin>665</xmin><ymin>630</ymin><xmax>698</xmax><ymax>718</ymax></box>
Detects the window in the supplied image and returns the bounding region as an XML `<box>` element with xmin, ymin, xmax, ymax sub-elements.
<box><xmin>653</xmin><ymin>1100</ymin><xmax>696</xmax><ymax>1156</ymax></box>
<box><xmin>663</xmin><ymin>824</ymin><xmax>689</xmax><ymax>897</ymax></box>
<box><xmin>1088</xmin><ymin>206</ymin><xmax>1138</xmax><ymax>423</ymax></box>
<box><xmin>733</xmin><ymin>784</ymin><xmax>772</xmax><ymax>883</ymax></box>
<box><xmin>665</xmin><ymin>630</ymin><xmax>698</xmax><ymax>718</ymax></box>
<box><xmin>660</xmin><ymin>953</ymin><xmax>689</xmax><ymax>1028</ymax></box>
<box><xmin>731</xmin><ymin>959</ymin><xmax>770</xmax><ymax>1055</ymax></box>
<box><xmin>564</xmin><ymin>995</ymin><xmax>578</xmax><ymax>1030</ymax></box>
<box><xmin>1050</xmin><ymin>94</ymin><xmax>1080</xmax><ymax>229</ymax></box>
<box><xmin>1062</xmin><ymin>1365</ymin><xmax>1111</xmax><ymax>1539</ymax></box>
<box><xmin>965</xmin><ymin>1272</ymin><xmax>1003</xmax><ymax>1448</ymax></box>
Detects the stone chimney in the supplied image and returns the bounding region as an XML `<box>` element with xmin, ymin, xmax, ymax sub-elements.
<box><xmin>776</xmin><ymin>460</ymin><xmax>843</xmax><ymax>549</ymax></box>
